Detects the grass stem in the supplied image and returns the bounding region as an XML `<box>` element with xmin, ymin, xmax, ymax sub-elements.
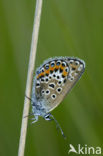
<box><xmin>18</xmin><ymin>0</ymin><xmax>43</xmax><ymax>155</ymax></box>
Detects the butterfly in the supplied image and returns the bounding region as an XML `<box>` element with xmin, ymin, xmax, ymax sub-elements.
<box><xmin>26</xmin><ymin>57</ymin><xmax>85</xmax><ymax>138</ymax></box>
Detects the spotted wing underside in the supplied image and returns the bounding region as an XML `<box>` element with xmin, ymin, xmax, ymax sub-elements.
<box><xmin>34</xmin><ymin>57</ymin><xmax>85</xmax><ymax>113</ymax></box>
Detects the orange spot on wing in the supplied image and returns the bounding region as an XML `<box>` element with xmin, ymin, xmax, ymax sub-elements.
<box><xmin>62</xmin><ymin>71</ymin><xmax>68</xmax><ymax>76</ymax></box>
<box><xmin>37</xmin><ymin>72</ymin><xmax>44</xmax><ymax>79</ymax></box>
<box><xmin>45</xmin><ymin>70</ymin><xmax>50</xmax><ymax>74</ymax></box>
<box><xmin>37</xmin><ymin>75</ymin><xmax>39</xmax><ymax>79</ymax></box>
<box><xmin>40</xmin><ymin>73</ymin><xmax>44</xmax><ymax>76</ymax></box>
<box><xmin>55</xmin><ymin>65</ymin><xmax>60</xmax><ymax>69</ymax></box>
<box><xmin>50</xmin><ymin>67</ymin><xmax>54</xmax><ymax>71</ymax></box>
<box><xmin>59</xmin><ymin>64</ymin><xmax>64</xmax><ymax>70</ymax></box>
<box><xmin>50</xmin><ymin>65</ymin><xmax>56</xmax><ymax>71</ymax></box>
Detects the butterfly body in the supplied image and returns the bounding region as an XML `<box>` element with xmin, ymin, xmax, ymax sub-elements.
<box><xmin>31</xmin><ymin>57</ymin><xmax>85</xmax><ymax>122</ymax></box>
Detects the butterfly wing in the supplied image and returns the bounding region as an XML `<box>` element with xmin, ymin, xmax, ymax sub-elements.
<box><xmin>34</xmin><ymin>57</ymin><xmax>85</xmax><ymax>113</ymax></box>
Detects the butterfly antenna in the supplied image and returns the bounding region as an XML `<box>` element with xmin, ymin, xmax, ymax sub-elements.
<box><xmin>49</xmin><ymin>114</ymin><xmax>66</xmax><ymax>139</ymax></box>
<box><xmin>24</xmin><ymin>95</ymin><xmax>35</xmax><ymax>118</ymax></box>
<box><xmin>24</xmin><ymin>112</ymin><xmax>34</xmax><ymax>118</ymax></box>
<box><xmin>25</xmin><ymin>94</ymin><xmax>32</xmax><ymax>102</ymax></box>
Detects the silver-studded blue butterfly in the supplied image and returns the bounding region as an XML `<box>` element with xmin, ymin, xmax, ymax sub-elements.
<box><xmin>26</xmin><ymin>57</ymin><xmax>85</xmax><ymax>138</ymax></box>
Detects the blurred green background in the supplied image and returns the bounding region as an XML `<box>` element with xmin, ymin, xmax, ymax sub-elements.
<box><xmin>0</xmin><ymin>0</ymin><xmax>103</xmax><ymax>156</ymax></box>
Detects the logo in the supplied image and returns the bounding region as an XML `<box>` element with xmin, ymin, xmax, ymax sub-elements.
<box><xmin>68</xmin><ymin>144</ymin><xmax>101</xmax><ymax>155</ymax></box>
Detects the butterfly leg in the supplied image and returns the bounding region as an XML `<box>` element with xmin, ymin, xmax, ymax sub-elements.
<box><xmin>31</xmin><ymin>115</ymin><xmax>38</xmax><ymax>124</ymax></box>
<box><xmin>44</xmin><ymin>113</ymin><xmax>53</xmax><ymax>121</ymax></box>
<box><xmin>44</xmin><ymin>113</ymin><xmax>66</xmax><ymax>139</ymax></box>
